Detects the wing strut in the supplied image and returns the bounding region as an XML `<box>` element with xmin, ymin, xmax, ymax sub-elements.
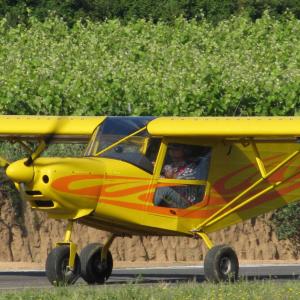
<box><xmin>191</xmin><ymin>142</ymin><xmax>300</xmax><ymax>247</ymax></box>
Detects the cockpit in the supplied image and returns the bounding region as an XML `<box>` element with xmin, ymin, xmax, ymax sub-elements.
<box><xmin>84</xmin><ymin>117</ymin><xmax>160</xmax><ymax>173</ymax></box>
<box><xmin>85</xmin><ymin>116</ymin><xmax>212</xmax><ymax>209</ymax></box>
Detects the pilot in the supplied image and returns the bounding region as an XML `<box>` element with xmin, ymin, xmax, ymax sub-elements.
<box><xmin>162</xmin><ymin>144</ymin><xmax>197</xmax><ymax>180</ymax></box>
<box><xmin>155</xmin><ymin>144</ymin><xmax>198</xmax><ymax>208</ymax></box>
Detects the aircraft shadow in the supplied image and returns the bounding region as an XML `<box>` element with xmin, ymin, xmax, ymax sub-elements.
<box><xmin>0</xmin><ymin>271</ymin><xmax>45</xmax><ymax>277</ymax></box>
<box><xmin>106</xmin><ymin>273</ymin><xmax>300</xmax><ymax>284</ymax></box>
<box><xmin>0</xmin><ymin>271</ymin><xmax>299</xmax><ymax>286</ymax></box>
<box><xmin>107</xmin><ymin>273</ymin><xmax>205</xmax><ymax>284</ymax></box>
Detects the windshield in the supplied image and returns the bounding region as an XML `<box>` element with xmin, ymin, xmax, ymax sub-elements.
<box><xmin>85</xmin><ymin>117</ymin><xmax>159</xmax><ymax>173</ymax></box>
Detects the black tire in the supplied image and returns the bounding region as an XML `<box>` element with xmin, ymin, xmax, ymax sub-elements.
<box><xmin>204</xmin><ymin>245</ymin><xmax>239</xmax><ymax>283</ymax></box>
<box><xmin>45</xmin><ymin>245</ymin><xmax>81</xmax><ymax>286</ymax></box>
<box><xmin>80</xmin><ymin>243</ymin><xmax>113</xmax><ymax>284</ymax></box>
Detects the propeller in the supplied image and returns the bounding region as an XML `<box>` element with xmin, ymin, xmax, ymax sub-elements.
<box><xmin>24</xmin><ymin>139</ymin><xmax>48</xmax><ymax>166</ymax></box>
<box><xmin>4</xmin><ymin>126</ymin><xmax>58</xmax><ymax>183</ymax></box>
<box><xmin>5</xmin><ymin>137</ymin><xmax>54</xmax><ymax>183</ymax></box>
<box><xmin>0</xmin><ymin>156</ymin><xmax>10</xmax><ymax>168</ymax></box>
<box><xmin>1</xmin><ymin>116</ymin><xmax>87</xmax><ymax>183</ymax></box>
<box><xmin>0</xmin><ymin>156</ymin><xmax>11</xmax><ymax>188</ymax></box>
<box><xmin>22</xmin><ymin>117</ymin><xmax>72</xmax><ymax>166</ymax></box>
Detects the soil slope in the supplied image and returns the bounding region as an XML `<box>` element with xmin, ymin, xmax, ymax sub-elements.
<box><xmin>0</xmin><ymin>194</ymin><xmax>298</xmax><ymax>264</ymax></box>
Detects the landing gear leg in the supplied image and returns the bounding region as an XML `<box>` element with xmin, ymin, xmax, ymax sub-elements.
<box><xmin>45</xmin><ymin>221</ymin><xmax>81</xmax><ymax>286</ymax></box>
<box><xmin>80</xmin><ymin>233</ymin><xmax>115</xmax><ymax>284</ymax></box>
<box><xmin>197</xmin><ymin>232</ymin><xmax>239</xmax><ymax>283</ymax></box>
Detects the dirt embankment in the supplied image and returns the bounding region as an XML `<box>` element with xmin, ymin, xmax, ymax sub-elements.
<box><xmin>0</xmin><ymin>194</ymin><xmax>298</xmax><ymax>265</ymax></box>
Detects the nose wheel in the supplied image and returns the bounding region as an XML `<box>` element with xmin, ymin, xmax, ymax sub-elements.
<box><xmin>46</xmin><ymin>221</ymin><xmax>81</xmax><ymax>286</ymax></box>
<box><xmin>45</xmin><ymin>245</ymin><xmax>81</xmax><ymax>286</ymax></box>
<box><xmin>80</xmin><ymin>243</ymin><xmax>113</xmax><ymax>284</ymax></box>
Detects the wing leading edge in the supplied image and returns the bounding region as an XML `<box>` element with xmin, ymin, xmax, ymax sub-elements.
<box><xmin>2</xmin><ymin>116</ymin><xmax>300</xmax><ymax>142</ymax></box>
<box><xmin>147</xmin><ymin>117</ymin><xmax>300</xmax><ymax>137</ymax></box>
<box><xmin>0</xmin><ymin>115</ymin><xmax>106</xmax><ymax>142</ymax></box>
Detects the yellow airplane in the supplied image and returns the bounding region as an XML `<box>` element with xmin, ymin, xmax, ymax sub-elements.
<box><xmin>1</xmin><ymin>115</ymin><xmax>300</xmax><ymax>285</ymax></box>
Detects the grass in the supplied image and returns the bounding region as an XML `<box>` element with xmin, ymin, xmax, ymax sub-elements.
<box><xmin>0</xmin><ymin>280</ymin><xmax>300</xmax><ymax>300</ymax></box>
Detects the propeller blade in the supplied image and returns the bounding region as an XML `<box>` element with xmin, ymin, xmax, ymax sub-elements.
<box><xmin>24</xmin><ymin>117</ymin><xmax>69</xmax><ymax>166</ymax></box>
<box><xmin>24</xmin><ymin>140</ymin><xmax>47</xmax><ymax>166</ymax></box>
<box><xmin>0</xmin><ymin>156</ymin><xmax>10</xmax><ymax>168</ymax></box>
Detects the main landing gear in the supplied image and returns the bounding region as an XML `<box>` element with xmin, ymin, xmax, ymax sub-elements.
<box><xmin>198</xmin><ymin>232</ymin><xmax>239</xmax><ymax>282</ymax></box>
<box><xmin>45</xmin><ymin>222</ymin><xmax>238</xmax><ymax>285</ymax></box>
<box><xmin>80</xmin><ymin>238</ymin><xmax>114</xmax><ymax>284</ymax></box>
<box><xmin>45</xmin><ymin>221</ymin><xmax>115</xmax><ymax>286</ymax></box>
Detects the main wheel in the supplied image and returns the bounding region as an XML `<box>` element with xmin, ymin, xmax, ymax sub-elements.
<box><xmin>204</xmin><ymin>245</ymin><xmax>239</xmax><ymax>283</ymax></box>
<box><xmin>45</xmin><ymin>245</ymin><xmax>81</xmax><ymax>286</ymax></box>
<box><xmin>80</xmin><ymin>243</ymin><xmax>113</xmax><ymax>284</ymax></box>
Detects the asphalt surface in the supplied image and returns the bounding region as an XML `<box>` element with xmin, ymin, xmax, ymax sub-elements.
<box><xmin>0</xmin><ymin>264</ymin><xmax>299</xmax><ymax>290</ymax></box>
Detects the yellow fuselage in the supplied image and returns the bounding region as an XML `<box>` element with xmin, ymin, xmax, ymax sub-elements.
<box><xmin>19</xmin><ymin>138</ymin><xmax>300</xmax><ymax>237</ymax></box>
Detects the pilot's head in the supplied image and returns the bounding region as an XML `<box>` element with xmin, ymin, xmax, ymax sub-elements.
<box><xmin>168</xmin><ymin>144</ymin><xmax>185</xmax><ymax>160</ymax></box>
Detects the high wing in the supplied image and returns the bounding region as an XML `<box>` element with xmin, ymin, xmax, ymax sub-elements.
<box><xmin>3</xmin><ymin>116</ymin><xmax>300</xmax><ymax>142</ymax></box>
<box><xmin>0</xmin><ymin>115</ymin><xmax>105</xmax><ymax>142</ymax></box>
<box><xmin>147</xmin><ymin>117</ymin><xmax>300</xmax><ymax>137</ymax></box>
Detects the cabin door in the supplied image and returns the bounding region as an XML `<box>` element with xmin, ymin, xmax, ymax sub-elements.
<box><xmin>149</xmin><ymin>140</ymin><xmax>211</xmax><ymax>232</ymax></box>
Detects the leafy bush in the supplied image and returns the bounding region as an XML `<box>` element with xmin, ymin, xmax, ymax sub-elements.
<box><xmin>271</xmin><ymin>203</ymin><xmax>300</xmax><ymax>243</ymax></box>
<box><xmin>0</xmin><ymin>14</ymin><xmax>299</xmax><ymax>117</ymax></box>
<box><xmin>1</xmin><ymin>0</ymin><xmax>300</xmax><ymax>26</ymax></box>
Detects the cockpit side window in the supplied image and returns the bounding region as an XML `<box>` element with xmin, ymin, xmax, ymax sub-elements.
<box><xmin>84</xmin><ymin>117</ymin><xmax>161</xmax><ymax>173</ymax></box>
<box><xmin>161</xmin><ymin>143</ymin><xmax>211</xmax><ymax>180</ymax></box>
<box><xmin>145</xmin><ymin>138</ymin><xmax>161</xmax><ymax>163</ymax></box>
<box><xmin>85</xmin><ymin>116</ymin><xmax>155</xmax><ymax>156</ymax></box>
<box><xmin>100</xmin><ymin>135</ymin><xmax>161</xmax><ymax>173</ymax></box>
<box><xmin>154</xmin><ymin>143</ymin><xmax>211</xmax><ymax>209</ymax></box>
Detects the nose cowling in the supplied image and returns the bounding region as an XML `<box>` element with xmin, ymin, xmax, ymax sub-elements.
<box><xmin>6</xmin><ymin>159</ymin><xmax>34</xmax><ymax>183</ymax></box>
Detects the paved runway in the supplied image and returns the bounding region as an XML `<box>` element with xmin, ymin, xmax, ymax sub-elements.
<box><xmin>0</xmin><ymin>264</ymin><xmax>299</xmax><ymax>290</ymax></box>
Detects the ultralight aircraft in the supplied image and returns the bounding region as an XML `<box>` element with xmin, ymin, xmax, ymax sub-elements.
<box><xmin>0</xmin><ymin>115</ymin><xmax>300</xmax><ymax>285</ymax></box>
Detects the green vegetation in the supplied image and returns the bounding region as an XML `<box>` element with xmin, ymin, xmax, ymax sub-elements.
<box><xmin>0</xmin><ymin>14</ymin><xmax>299</xmax><ymax>117</ymax></box>
<box><xmin>271</xmin><ymin>203</ymin><xmax>300</xmax><ymax>243</ymax></box>
<box><xmin>1</xmin><ymin>0</ymin><xmax>300</xmax><ymax>26</ymax></box>
<box><xmin>0</xmin><ymin>281</ymin><xmax>300</xmax><ymax>299</ymax></box>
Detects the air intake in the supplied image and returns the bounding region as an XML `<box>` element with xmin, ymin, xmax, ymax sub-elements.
<box><xmin>26</xmin><ymin>190</ymin><xmax>42</xmax><ymax>196</ymax></box>
<box><xmin>34</xmin><ymin>200</ymin><xmax>54</xmax><ymax>207</ymax></box>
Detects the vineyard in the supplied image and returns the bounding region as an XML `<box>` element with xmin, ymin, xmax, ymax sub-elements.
<box><xmin>0</xmin><ymin>14</ymin><xmax>299</xmax><ymax>117</ymax></box>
